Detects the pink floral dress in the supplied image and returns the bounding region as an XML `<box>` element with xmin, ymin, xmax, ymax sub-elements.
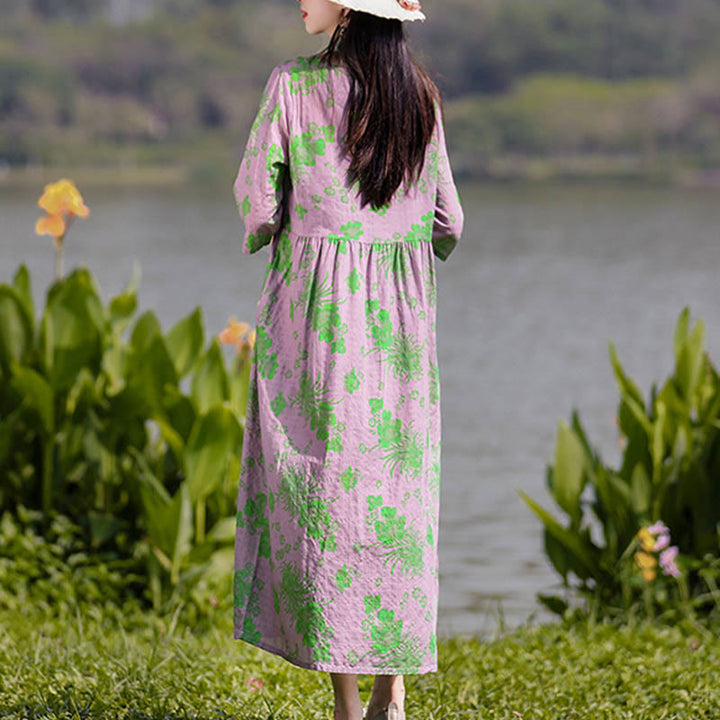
<box><xmin>233</xmin><ymin>55</ymin><xmax>463</xmax><ymax>674</ymax></box>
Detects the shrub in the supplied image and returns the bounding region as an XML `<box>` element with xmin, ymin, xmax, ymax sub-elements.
<box><xmin>0</xmin><ymin>256</ymin><xmax>252</xmax><ymax>620</ymax></box>
<box><xmin>520</xmin><ymin>309</ymin><xmax>720</xmax><ymax>626</ymax></box>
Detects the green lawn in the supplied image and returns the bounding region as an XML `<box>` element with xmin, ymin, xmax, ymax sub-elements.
<box><xmin>0</xmin><ymin>604</ymin><xmax>717</xmax><ymax>719</ymax></box>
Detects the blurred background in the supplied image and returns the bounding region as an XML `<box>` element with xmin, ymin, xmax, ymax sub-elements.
<box><xmin>2</xmin><ymin>0</ymin><xmax>720</xmax><ymax>183</ymax></box>
<box><xmin>2</xmin><ymin>0</ymin><xmax>720</xmax><ymax>637</ymax></box>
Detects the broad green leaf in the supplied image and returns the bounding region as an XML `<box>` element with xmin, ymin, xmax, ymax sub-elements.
<box><xmin>82</xmin><ymin>426</ymin><xmax>118</xmax><ymax>485</ymax></box>
<box><xmin>108</xmin><ymin>292</ymin><xmax>137</xmax><ymax>329</ymax></box>
<box><xmin>155</xmin><ymin>416</ymin><xmax>186</xmax><ymax>471</ymax></box>
<box><xmin>184</xmin><ymin>545</ymin><xmax>234</xmax><ymax>585</ymax></box>
<box><xmin>696</xmin><ymin>366</ymin><xmax>718</xmax><ymax>420</ymax></box>
<box><xmin>108</xmin><ymin>258</ymin><xmax>141</xmax><ymax>328</ymax></box>
<box><xmin>41</xmin><ymin>302</ymin><xmax>101</xmax><ymax>390</ymax></box>
<box><xmin>552</xmin><ymin>421</ymin><xmax>587</xmax><ymax>527</ymax></box>
<box><xmin>544</xmin><ymin>528</ymin><xmax>571</xmax><ymax>581</ymax></box>
<box><xmin>10</xmin><ymin>364</ymin><xmax>55</xmax><ymax>434</ymax></box>
<box><xmin>673</xmin><ymin>306</ymin><xmax>689</xmax><ymax>358</ymax></box>
<box><xmin>0</xmin><ymin>286</ymin><xmax>32</xmax><ymax>374</ymax></box>
<box><xmin>185</xmin><ymin>405</ymin><xmax>243</xmax><ymax>503</ymax></box>
<box><xmin>127</xmin><ymin>334</ymin><xmax>178</xmax><ymax>415</ymax></box>
<box><xmin>517</xmin><ymin>489</ymin><xmax>601</xmax><ymax>579</ymax></box>
<box><xmin>163</xmin><ymin>385</ymin><xmax>197</xmax><ymax>442</ymax></box>
<box><xmin>671</xmin><ymin>422</ymin><xmax>689</xmax><ymax>460</ymax></box>
<box><xmin>123</xmin><ymin>259</ymin><xmax>142</xmax><ymax>296</ymax></box>
<box><xmin>40</xmin><ymin>271</ymin><xmax>104</xmax><ymax>390</ymax></box>
<box><xmin>699</xmin><ymin>378</ymin><xmax>720</xmax><ymax>427</ymax></box>
<box><xmin>12</xmin><ymin>264</ymin><xmax>34</xmax><ymax>325</ymax></box>
<box><xmin>66</xmin><ymin>366</ymin><xmax>99</xmax><ymax>416</ymax></box>
<box><xmin>651</xmin><ymin>400</ymin><xmax>666</xmax><ymax>484</ymax></box>
<box><xmin>184</xmin><ymin>546</ymin><xmax>234</xmax><ymax>588</ymax></box>
<box><xmin>609</xmin><ymin>343</ymin><xmax>645</xmax><ymax>408</ymax></box>
<box><xmin>39</xmin><ymin>312</ymin><xmax>53</xmax><ymax>375</ymax></box>
<box><xmin>170</xmin><ymin>482</ymin><xmax>194</xmax><ymax>584</ymax></box>
<box><xmin>130</xmin><ymin>310</ymin><xmax>163</xmax><ymax>353</ymax></box>
<box><xmin>593</xmin><ymin>466</ymin><xmax>634</xmax><ymax>547</ymax></box>
<box><xmin>191</xmin><ymin>340</ymin><xmax>229</xmax><ymax>413</ymax></box>
<box><xmin>130</xmin><ymin>447</ymin><xmax>171</xmax><ymax>504</ymax></box>
<box><xmin>206</xmin><ymin>516</ymin><xmax>236</xmax><ymax>543</ymax></box>
<box><xmin>630</xmin><ymin>463</ymin><xmax>651</xmax><ymax>515</ymax></box>
<box><xmin>87</xmin><ymin>511</ymin><xmax>123</xmax><ymax>548</ymax></box>
<box><xmin>675</xmin><ymin>316</ymin><xmax>705</xmax><ymax>401</ymax></box>
<box><xmin>101</xmin><ymin>334</ymin><xmax>129</xmax><ymax>396</ymax></box>
<box><xmin>229</xmin><ymin>358</ymin><xmax>251</xmax><ymax>421</ymax></box>
<box><xmin>617</xmin><ymin>398</ymin><xmax>652</xmax><ymax>484</ymax></box>
<box><xmin>537</xmin><ymin>593</ymin><xmax>569</xmax><ymax>617</ymax></box>
<box><xmin>46</xmin><ymin>268</ymin><xmax>105</xmax><ymax>334</ymax></box>
<box><xmin>656</xmin><ymin>380</ymin><xmax>689</xmax><ymax>425</ymax></box>
<box><xmin>186</xmin><ymin>540</ymin><xmax>215</xmax><ymax>568</ymax></box>
<box><xmin>620</xmin><ymin>395</ymin><xmax>653</xmax><ymax>437</ymax></box>
<box><xmin>138</xmin><ymin>478</ymin><xmax>193</xmax><ymax>585</ymax></box>
<box><xmin>224</xmin><ymin>437</ymin><xmax>243</xmax><ymax>496</ymax></box>
<box><xmin>206</xmin><ymin>545</ymin><xmax>235</xmax><ymax>577</ymax></box>
<box><xmin>107</xmin><ymin>388</ymin><xmax>150</xmax><ymax>447</ymax></box>
<box><xmin>165</xmin><ymin>307</ymin><xmax>204</xmax><ymax>379</ymax></box>
<box><xmin>571</xmin><ymin>410</ymin><xmax>597</xmax><ymax>470</ymax></box>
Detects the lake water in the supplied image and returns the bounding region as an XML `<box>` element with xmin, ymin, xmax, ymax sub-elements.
<box><xmin>2</xmin><ymin>180</ymin><xmax>720</xmax><ymax>638</ymax></box>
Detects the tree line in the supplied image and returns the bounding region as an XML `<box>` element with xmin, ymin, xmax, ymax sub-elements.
<box><xmin>2</xmin><ymin>0</ymin><xmax>719</xmax><ymax>180</ymax></box>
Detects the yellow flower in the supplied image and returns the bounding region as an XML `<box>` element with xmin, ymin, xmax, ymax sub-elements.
<box><xmin>35</xmin><ymin>213</ymin><xmax>66</xmax><ymax>239</ymax></box>
<box><xmin>635</xmin><ymin>550</ymin><xmax>657</xmax><ymax>583</ymax></box>
<box><xmin>635</xmin><ymin>551</ymin><xmax>657</xmax><ymax>569</ymax></box>
<box><xmin>38</xmin><ymin>178</ymin><xmax>89</xmax><ymax>219</ymax></box>
<box><xmin>636</xmin><ymin>527</ymin><xmax>655</xmax><ymax>553</ymax></box>
<box><xmin>35</xmin><ymin>178</ymin><xmax>88</xmax><ymax>280</ymax></box>
<box><xmin>218</xmin><ymin>317</ymin><xmax>255</xmax><ymax>356</ymax></box>
<box><xmin>641</xmin><ymin>567</ymin><xmax>657</xmax><ymax>583</ymax></box>
<box><xmin>218</xmin><ymin>317</ymin><xmax>250</xmax><ymax>345</ymax></box>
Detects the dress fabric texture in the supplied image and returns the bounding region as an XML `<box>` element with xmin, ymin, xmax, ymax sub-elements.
<box><xmin>232</xmin><ymin>56</ymin><xmax>463</xmax><ymax>674</ymax></box>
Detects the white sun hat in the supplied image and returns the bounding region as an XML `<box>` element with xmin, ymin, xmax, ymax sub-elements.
<box><xmin>328</xmin><ymin>0</ymin><xmax>426</xmax><ymax>22</ymax></box>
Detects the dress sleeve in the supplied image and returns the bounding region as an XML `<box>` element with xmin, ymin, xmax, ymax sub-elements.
<box><xmin>431</xmin><ymin>110</ymin><xmax>464</xmax><ymax>261</ymax></box>
<box><xmin>233</xmin><ymin>65</ymin><xmax>290</xmax><ymax>254</ymax></box>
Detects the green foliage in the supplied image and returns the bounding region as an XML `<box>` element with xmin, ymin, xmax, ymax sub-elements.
<box><xmin>0</xmin><ymin>505</ymin><xmax>143</xmax><ymax>617</ymax></box>
<box><xmin>419</xmin><ymin>0</ymin><xmax>720</xmax><ymax>96</ymax></box>
<box><xmin>520</xmin><ymin>309</ymin><xmax>720</xmax><ymax>625</ymax></box>
<box><xmin>0</xmin><ymin>262</ymin><xmax>250</xmax><ymax>621</ymax></box>
<box><xmin>445</xmin><ymin>70</ymin><xmax>720</xmax><ymax>178</ymax></box>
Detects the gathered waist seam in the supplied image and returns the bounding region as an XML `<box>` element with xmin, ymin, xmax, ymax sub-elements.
<box><xmin>283</xmin><ymin>229</ymin><xmax>432</xmax><ymax>247</ymax></box>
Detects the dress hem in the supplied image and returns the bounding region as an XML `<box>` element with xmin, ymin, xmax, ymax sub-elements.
<box><xmin>234</xmin><ymin>630</ymin><xmax>438</xmax><ymax>675</ymax></box>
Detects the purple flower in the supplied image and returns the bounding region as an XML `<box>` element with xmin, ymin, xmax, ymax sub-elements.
<box><xmin>648</xmin><ymin>520</ymin><xmax>669</xmax><ymax>536</ymax></box>
<box><xmin>654</xmin><ymin>533</ymin><xmax>670</xmax><ymax>551</ymax></box>
<box><xmin>659</xmin><ymin>546</ymin><xmax>681</xmax><ymax>578</ymax></box>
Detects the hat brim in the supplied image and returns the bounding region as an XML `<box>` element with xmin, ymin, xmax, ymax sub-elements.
<box><xmin>328</xmin><ymin>0</ymin><xmax>426</xmax><ymax>22</ymax></box>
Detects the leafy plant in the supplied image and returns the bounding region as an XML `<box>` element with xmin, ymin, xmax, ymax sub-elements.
<box><xmin>519</xmin><ymin>309</ymin><xmax>720</xmax><ymax>625</ymax></box>
<box><xmin>0</xmin><ymin>260</ymin><xmax>252</xmax><ymax>616</ymax></box>
<box><xmin>0</xmin><ymin>504</ymin><xmax>143</xmax><ymax>617</ymax></box>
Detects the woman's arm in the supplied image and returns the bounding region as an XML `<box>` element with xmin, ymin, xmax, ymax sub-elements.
<box><xmin>233</xmin><ymin>65</ymin><xmax>290</xmax><ymax>254</ymax></box>
<box><xmin>431</xmin><ymin>112</ymin><xmax>464</xmax><ymax>261</ymax></box>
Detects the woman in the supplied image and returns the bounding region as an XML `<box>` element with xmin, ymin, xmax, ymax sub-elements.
<box><xmin>232</xmin><ymin>1</ymin><xmax>463</xmax><ymax>718</ymax></box>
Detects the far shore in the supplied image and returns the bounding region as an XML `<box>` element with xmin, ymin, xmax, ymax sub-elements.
<box><xmin>2</xmin><ymin>159</ymin><xmax>720</xmax><ymax>191</ymax></box>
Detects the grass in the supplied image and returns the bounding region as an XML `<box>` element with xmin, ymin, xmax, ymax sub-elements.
<box><xmin>0</xmin><ymin>603</ymin><xmax>718</xmax><ymax>719</ymax></box>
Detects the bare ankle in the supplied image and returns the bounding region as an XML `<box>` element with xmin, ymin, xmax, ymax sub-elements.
<box><xmin>369</xmin><ymin>675</ymin><xmax>405</xmax><ymax>708</ymax></box>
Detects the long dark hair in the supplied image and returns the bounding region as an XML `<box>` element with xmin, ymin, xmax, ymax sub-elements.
<box><xmin>319</xmin><ymin>11</ymin><xmax>440</xmax><ymax>210</ymax></box>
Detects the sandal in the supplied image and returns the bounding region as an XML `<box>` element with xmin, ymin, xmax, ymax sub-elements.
<box><xmin>365</xmin><ymin>702</ymin><xmax>405</xmax><ymax>720</ymax></box>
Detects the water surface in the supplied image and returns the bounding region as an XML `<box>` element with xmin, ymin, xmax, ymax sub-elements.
<box><xmin>3</xmin><ymin>181</ymin><xmax>719</xmax><ymax>637</ymax></box>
